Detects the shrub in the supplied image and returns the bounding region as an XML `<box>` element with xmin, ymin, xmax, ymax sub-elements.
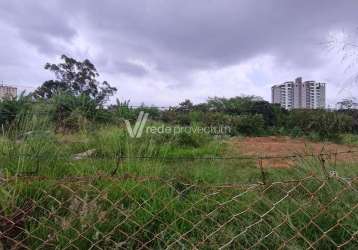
<box><xmin>0</xmin><ymin>94</ymin><xmax>32</xmax><ymax>129</ymax></box>
<box><xmin>173</xmin><ymin>130</ymin><xmax>211</xmax><ymax>148</ymax></box>
<box><xmin>110</xmin><ymin>100</ymin><xmax>161</xmax><ymax>123</ymax></box>
<box><xmin>231</xmin><ymin>114</ymin><xmax>265</xmax><ymax>136</ymax></box>
<box><xmin>49</xmin><ymin>93</ymin><xmax>99</xmax><ymax>132</ymax></box>
<box><xmin>201</xmin><ymin>112</ymin><xmax>231</xmax><ymax>128</ymax></box>
<box><xmin>290</xmin><ymin>126</ymin><xmax>304</xmax><ymax>138</ymax></box>
<box><xmin>287</xmin><ymin>110</ymin><xmax>353</xmax><ymax>140</ymax></box>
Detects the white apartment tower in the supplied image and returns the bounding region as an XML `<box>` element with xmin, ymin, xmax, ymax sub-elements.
<box><xmin>271</xmin><ymin>77</ymin><xmax>326</xmax><ymax>109</ymax></box>
<box><xmin>0</xmin><ymin>84</ymin><xmax>17</xmax><ymax>100</ymax></box>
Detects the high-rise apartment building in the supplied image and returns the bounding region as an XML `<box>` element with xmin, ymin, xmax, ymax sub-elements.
<box><xmin>271</xmin><ymin>77</ymin><xmax>326</xmax><ymax>109</ymax></box>
<box><xmin>0</xmin><ymin>84</ymin><xmax>17</xmax><ymax>100</ymax></box>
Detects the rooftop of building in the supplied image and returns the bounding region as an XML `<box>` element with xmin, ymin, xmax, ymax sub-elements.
<box><xmin>272</xmin><ymin>78</ymin><xmax>327</xmax><ymax>88</ymax></box>
<box><xmin>0</xmin><ymin>84</ymin><xmax>17</xmax><ymax>89</ymax></box>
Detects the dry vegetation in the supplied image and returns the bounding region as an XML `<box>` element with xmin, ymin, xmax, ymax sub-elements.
<box><xmin>228</xmin><ymin>136</ymin><xmax>358</xmax><ymax>168</ymax></box>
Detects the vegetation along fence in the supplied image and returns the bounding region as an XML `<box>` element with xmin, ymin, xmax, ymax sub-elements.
<box><xmin>0</xmin><ymin>174</ymin><xmax>357</xmax><ymax>249</ymax></box>
<box><xmin>0</xmin><ymin>151</ymin><xmax>357</xmax><ymax>249</ymax></box>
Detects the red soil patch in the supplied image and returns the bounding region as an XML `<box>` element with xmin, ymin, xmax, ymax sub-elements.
<box><xmin>228</xmin><ymin>136</ymin><xmax>358</xmax><ymax>168</ymax></box>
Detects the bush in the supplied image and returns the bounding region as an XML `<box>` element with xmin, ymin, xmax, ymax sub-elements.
<box><xmin>0</xmin><ymin>94</ymin><xmax>32</xmax><ymax>129</ymax></box>
<box><xmin>290</xmin><ymin>126</ymin><xmax>304</xmax><ymax>138</ymax></box>
<box><xmin>173</xmin><ymin>130</ymin><xmax>211</xmax><ymax>148</ymax></box>
<box><xmin>338</xmin><ymin>109</ymin><xmax>358</xmax><ymax>134</ymax></box>
<box><xmin>201</xmin><ymin>112</ymin><xmax>231</xmax><ymax>128</ymax></box>
<box><xmin>287</xmin><ymin>110</ymin><xmax>353</xmax><ymax>140</ymax></box>
<box><xmin>231</xmin><ymin>114</ymin><xmax>265</xmax><ymax>136</ymax></box>
<box><xmin>49</xmin><ymin>93</ymin><xmax>100</xmax><ymax>132</ymax></box>
<box><xmin>110</xmin><ymin>100</ymin><xmax>161</xmax><ymax>123</ymax></box>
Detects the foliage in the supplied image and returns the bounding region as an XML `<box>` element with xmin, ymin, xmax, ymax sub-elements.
<box><xmin>0</xmin><ymin>115</ymin><xmax>357</xmax><ymax>249</ymax></box>
<box><xmin>48</xmin><ymin>93</ymin><xmax>102</xmax><ymax>132</ymax></box>
<box><xmin>173</xmin><ymin>130</ymin><xmax>211</xmax><ymax>148</ymax></box>
<box><xmin>338</xmin><ymin>109</ymin><xmax>358</xmax><ymax>133</ymax></box>
<box><xmin>230</xmin><ymin>114</ymin><xmax>265</xmax><ymax>136</ymax></box>
<box><xmin>33</xmin><ymin>55</ymin><xmax>117</xmax><ymax>105</ymax></box>
<box><xmin>2</xmin><ymin>93</ymin><xmax>357</xmax><ymax>138</ymax></box>
<box><xmin>0</xmin><ymin>93</ymin><xmax>33</xmax><ymax>130</ymax></box>
<box><xmin>108</xmin><ymin>99</ymin><xmax>160</xmax><ymax>123</ymax></box>
<box><xmin>287</xmin><ymin>110</ymin><xmax>353</xmax><ymax>140</ymax></box>
<box><xmin>158</xmin><ymin>96</ymin><xmax>356</xmax><ymax>138</ymax></box>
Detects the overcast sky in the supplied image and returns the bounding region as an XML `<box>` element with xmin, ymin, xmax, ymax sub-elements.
<box><xmin>1</xmin><ymin>0</ymin><xmax>358</xmax><ymax>106</ymax></box>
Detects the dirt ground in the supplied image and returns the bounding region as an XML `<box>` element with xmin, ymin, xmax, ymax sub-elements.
<box><xmin>228</xmin><ymin>136</ymin><xmax>358</xmax><ymax>168</ymax></box>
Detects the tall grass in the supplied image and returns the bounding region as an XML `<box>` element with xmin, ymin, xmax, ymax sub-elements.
<box><xmin>0</xmin><ymin>116</ymin><xmax>357</xmax><ymax>249</ymax></box>
<box><xmin>1</xmin><ymin>172</ymin><xmax>357</xmax><ymax>249</ymax></box>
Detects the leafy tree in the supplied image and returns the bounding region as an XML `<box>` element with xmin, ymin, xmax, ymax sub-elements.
<box><xmin>287</xmin><ymin>110</ymin><xmax>353</xmax><ymax>140</ymax></box>
<box><xmin>249</xmin><ymin>101</ymin><xmax>277</xmax><ymax>126</ymax></box>
<box><xmin>206</xmin><ymin>96</ymin><xmax>263</xmax><ymax>114</ymax></box>
<box><xmin>271</xmin><ymin>104</ymin><xmax>288</xmax><ymax>128</ymax></box>
<box><xmin>231</xmin><ymin>114</ymin><xmax>265</xmax><ymax>136</ymax></box>
<box><xmin>338</xmin><ymin>109</ymin><xmax>358</xmax><ymax>134</ymax></box>
<box><xmin>177</xmin><ymin>99</ymin><xmax>194</xmax><ymax>112</ymax></box>
<box><xmin>33</xmin><ymin>55</ymin><xmax>117</xmax><ymax>105</ymax></box>
<box><xmin>193</xmin><ymin>103</ymin><xmax>210</xmax><ymax>112</ymax></box>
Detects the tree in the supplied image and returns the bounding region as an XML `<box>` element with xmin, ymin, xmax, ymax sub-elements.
<box><xmin>249</xmin><ymin>101</ymin><xmax>277</xmax><ymax>126</ymax></box>
<box><xmin>206</xmin><ymin>95</ymin><xmax>263</xmax><ymax>114</ymax></box>
<box><xmin>177</xmin><ymin>99</ymin><xmax>194</xmax><ymax>112</ymax></box>
<box><xmin>33</xmin><ymin>55</ymin><xmax>117</xmax><ymax>105</ymax></box>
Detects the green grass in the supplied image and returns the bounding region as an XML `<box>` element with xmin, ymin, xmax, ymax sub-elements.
<box><xmin>0</xmin><ymin>121</ymin><xmax>357</xmax><ymax>249</ymax></box>
<box><xmin>2</xmin><ymin>174</ymin><xmax>357</xmax><ymax>249</ymax></box>
<box><xmin>341</xmin><ymin>133</ymin><xmax>358</xmax><ymax>146</ymax></box>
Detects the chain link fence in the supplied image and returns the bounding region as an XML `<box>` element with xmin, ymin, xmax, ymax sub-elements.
<box><xmin>1</xmin><ymin>173</ymin><xmax>357</xmax><ymax>249</ymax></box>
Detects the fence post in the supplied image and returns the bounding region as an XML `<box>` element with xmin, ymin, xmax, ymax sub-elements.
<box><xmin>259</xmin><ymin>157</ymin><xmax>267</xmax><ymax>185</ymax></box>
<box><xmin>319</xmin><ymin>154</ymin><xmax>329</xmax><ymax>179</ymax></box>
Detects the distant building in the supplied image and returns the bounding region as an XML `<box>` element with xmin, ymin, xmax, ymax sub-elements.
<box><xmin>0</xmin><ymin>84</ymin><xmax>17</xmax><ymax>100</ymax></box>
<box><xmin>271</xmin><ymin>77</ymin><xmax>326</xmax><ymax>109</ymax></box>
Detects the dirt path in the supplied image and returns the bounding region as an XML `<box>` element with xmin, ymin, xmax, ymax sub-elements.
<box><xmin>227</xmin><ymin>136</ymin><xmax>358</xmax><ymax>168</ymax></box>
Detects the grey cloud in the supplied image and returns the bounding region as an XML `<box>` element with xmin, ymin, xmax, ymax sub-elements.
<box><xmin>64</xmin><ymin>0</ymin><xmax>358</xmax><ymax>74</ymax></box>
<box><xmin>0</xmin><ymin>1</ymin><xmax>76</xmax><ymax>54</ymax></box>
<box><xmin>0</xmin><ymin>0</ymin><xmax>357</xmax><ymax>105</ymax></box>
<box><xmin>2</xmin><ymin>0</ymin><xmax>358</xmax><ymax>72</ymax></box>
<box><xmin>104</xmin><ymin>60</ymin><xmax>148</xmax><ymax>77</ymax></box>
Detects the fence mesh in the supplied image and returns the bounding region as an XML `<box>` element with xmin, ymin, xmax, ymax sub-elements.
<box><xmin>1</xmin><ymin>174</ymin><xmax>357</xmax><ymax>249</ymax></box>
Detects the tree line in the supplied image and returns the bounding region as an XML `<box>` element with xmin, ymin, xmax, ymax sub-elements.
<box><xmin>0</xmin><ymin>55</ymin><xmax>357</xmax><ymax>141</ymax></box>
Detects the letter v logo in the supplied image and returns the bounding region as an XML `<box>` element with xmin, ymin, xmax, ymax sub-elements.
<box><xmin>125</xmin><ymin>111</ymin><xmax>149</xmax><ymax>138</ymax></box>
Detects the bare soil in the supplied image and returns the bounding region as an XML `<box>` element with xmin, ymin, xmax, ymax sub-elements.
<box><xmin>228</xmin><ymin>136</ymin><xmax>358</xmax><ymax>168</ymax></box>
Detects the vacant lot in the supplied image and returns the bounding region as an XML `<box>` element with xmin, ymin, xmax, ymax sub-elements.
<box><xmin>229</xmin><ymin>136</ymin><xmax>358</xmax><ymax>168</ymax></box>
<box><xmin>1</xmin><ymin>128</ymin><xmax>357</xmax><ymax>249</ymax></box>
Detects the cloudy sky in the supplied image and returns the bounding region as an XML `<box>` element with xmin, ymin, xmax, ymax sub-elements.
<box><xmin>1</xmin><ymin>0</ymin><xmax>358</xmax><ymax>107</ymax></box>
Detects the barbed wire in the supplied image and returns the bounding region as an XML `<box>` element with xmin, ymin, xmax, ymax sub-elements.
<box><xmin>1</xmin><ymin>173</ymin><xmax>356</xmax><ymax>188</ymax></box>
<box><xmin>0</xmin><ymin>149</ymin><xmax>357</xmax><ymax>161</ymax></box>
<box><xmin>1</xmin><ymin>149</ymin><xmax>358</xmax><ymax>179</ymax></box>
